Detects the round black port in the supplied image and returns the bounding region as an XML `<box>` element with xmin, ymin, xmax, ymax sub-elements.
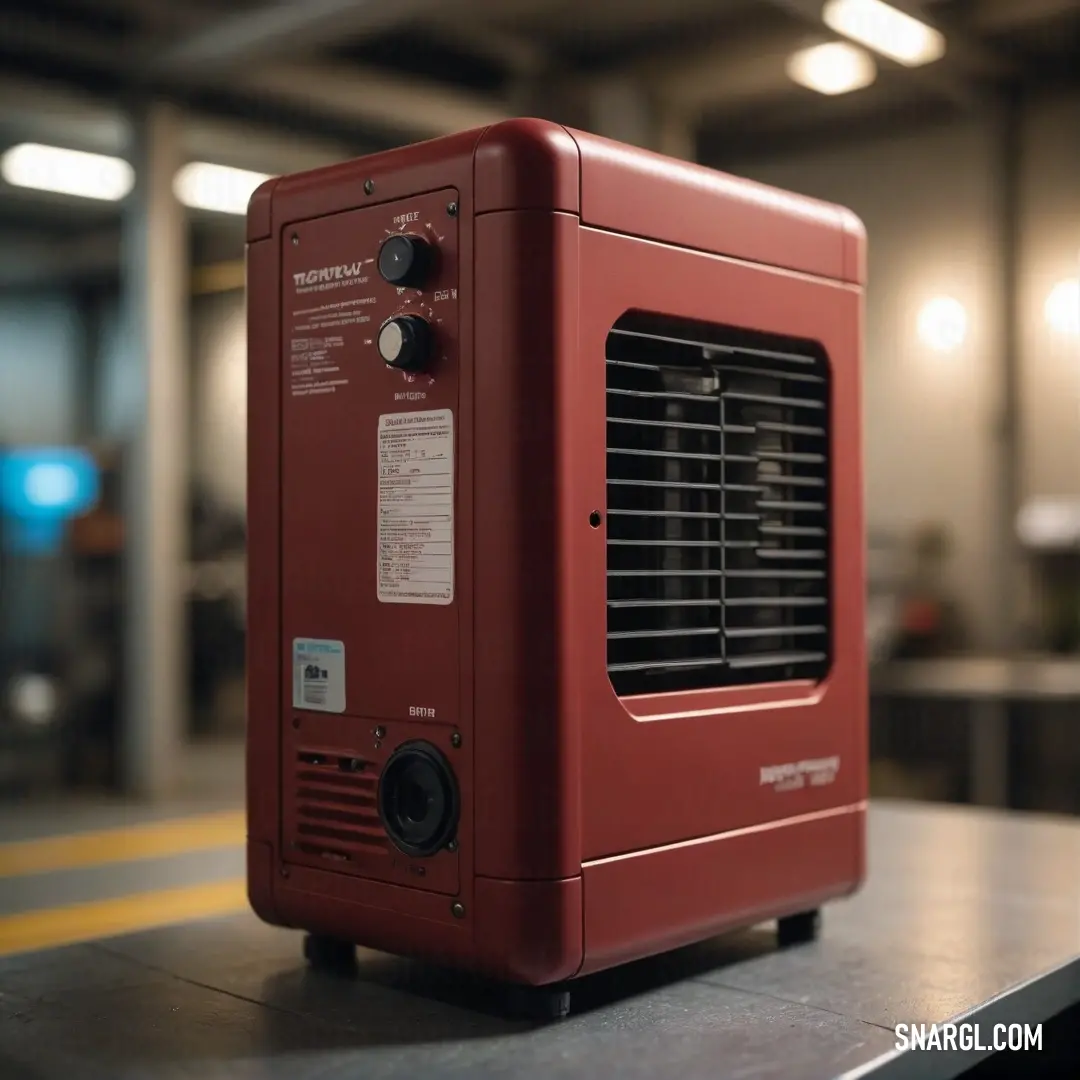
<box><xmin>377</xmin><ymin>741</ymin><xmax>459</xmax><ymax>858</ymax></box>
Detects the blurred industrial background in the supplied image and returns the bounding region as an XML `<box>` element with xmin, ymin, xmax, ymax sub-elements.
<box><xmin>0</xmin><ymin>0</ymin><xmax>1078</xmax><ymax>822</ymax></box>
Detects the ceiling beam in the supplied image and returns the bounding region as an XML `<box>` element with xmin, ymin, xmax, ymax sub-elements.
<box><xmin>968</xmin><ymin>0</ymin><xmax>1080</xmax><ymax>31</ymax></box>
<box><xmin>0</xmin><ymin>76</ymin><xmax>129</xmax><ymax>156</ymax></box>
<box><xmin>638</xmin><ymin>26</ymin><xmax>823</xmax><ymax>110</ymax></box>
<box><xmin>2</xmin><ymin>11</ymin><xmax>118</xmax><ymax>69</ymax></box>
<box><xmin>702</xmin><ymin>93</ymin><xmax>967</xmax><ymax>166</ymax></box>
<box><xmin>155</xmin><ymin>0</ymin><xmax>446</xmax><ymax>73</ymax></box>
<box><xmin>424</xmin><ymin>22</ymin><xmax>548</xmax><ymax>78</ymax></box>
<box><xmin>2</xmin><ymin>14</ymin><xmax>509</xmax><ymax>142</ymax></box>
<box><xmin>0</xmin><ymin>76</ymin><xmax>355</xmax><ymax>178</ymax></box>
<box><xmin>233</xmin><ymin>63</ymin><xmax>510</xmax><ymax>139</ymax></box>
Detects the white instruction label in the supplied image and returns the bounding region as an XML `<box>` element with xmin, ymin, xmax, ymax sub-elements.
<box><xmin>377</xmin><ymin>409</ymin><xmax>454</xmax><ymax>605</ymax></box>
<box><xmin>292</xmin><ymin>639</ymin><xmax>346</xmax><ymax>713</ymax></box>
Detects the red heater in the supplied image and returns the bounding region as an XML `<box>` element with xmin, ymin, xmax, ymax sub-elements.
<box><xmin>246</xmin><ymin>119</ymin><xmax>867</xmax><ymax>1007</ymax></box>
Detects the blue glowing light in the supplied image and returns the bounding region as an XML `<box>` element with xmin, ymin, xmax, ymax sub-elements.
<box><xmin>0</xmin><ymin>447</ymin><xmax>100</xmax><ymax>522</ymax></box>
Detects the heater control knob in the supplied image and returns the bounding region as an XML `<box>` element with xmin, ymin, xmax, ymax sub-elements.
<box><xmin>378</xmin><ymin>234</ymin><xmax>432</xmax><ymax>288</ymax></box>
<box><xmin>377</xmin><ymin>315</ymin><xmax>431</xmax><ymax>371</ymax></box>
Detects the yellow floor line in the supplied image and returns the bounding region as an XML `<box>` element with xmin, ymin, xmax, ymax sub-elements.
<box><xmin>0</xmin><ymin>811</ymin><xmax>246</xmax><ymax>878</ymax></box>
<box><xmin>0</xmin><ymin>878</ymin><xmax>250</xmax><ymax>958</ymax></box>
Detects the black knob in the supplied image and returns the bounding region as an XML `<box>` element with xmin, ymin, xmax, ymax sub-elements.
<box><xmin>378</xmin><ymin>234</ymin><xmax>431</xmax><ymax>288</ymax></box>
<box><xmin>377</xmin><ymin>315</ymin><xmax>431</xmax><ymax>371</ymax></box>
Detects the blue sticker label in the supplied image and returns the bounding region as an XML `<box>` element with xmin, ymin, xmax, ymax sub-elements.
<box><xmin>292</xmin><ymin>638</ymin><xmax>345</xmax><ymax>713</ymax></box>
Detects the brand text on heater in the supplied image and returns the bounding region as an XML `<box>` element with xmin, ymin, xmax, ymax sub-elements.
<box><xmin>760</xmin><ymin>756</ymin><xmax>840</xmax><ymax>792</ymax></box>
<box><xmin>292</xmin><ymin>263</ymin><xmax>368</xmax><ymax>287</ymax></box>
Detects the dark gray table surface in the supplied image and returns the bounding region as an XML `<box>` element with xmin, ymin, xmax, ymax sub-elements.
<box><xmin>1</xmin><ymin>800</ymin><xmax>1078</xmax><ymax>1080</ymax></box>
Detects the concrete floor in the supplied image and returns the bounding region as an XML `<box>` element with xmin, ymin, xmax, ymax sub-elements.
<box><xmin>0</xmin><ymin>737</ymin><xmax>246</xmax><ymax>959</ymax></box>
<box><xmin>0</xmin><ymin>736</ymin><xmax>243</xmax><ymax>840</ymax></box>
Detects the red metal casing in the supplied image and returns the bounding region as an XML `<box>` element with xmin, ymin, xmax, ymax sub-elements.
<box><xmin>246</xmin><ymin>119</ymin><xmax>867</xmax><ymax>985</ymax></box>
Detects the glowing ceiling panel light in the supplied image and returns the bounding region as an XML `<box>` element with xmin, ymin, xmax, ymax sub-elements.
<box><xmin>823</xmin><ymin>0</ymin><xmax>946</xmax><ymax>67</ymax></box>
<box><xmin>1044</xmin><ymin>278</ymin><xmax>1080</xmax><ymax>336</ymax></box>
<box><xmin>786</xmin><ymin>42</ymin><xmax>878</xmax><ymax>96</ymax></box>
<box><xmin>917</xmin><ymin>296</ymin><xmax>968</xmax><ymax>352</ymax></box>
<box><xmin>174</xmin><ymin>161</ymin><xmax>271</xmax><ymax>215</ymax></box>
<box><xmin>0</xmin><ymin>143</ymin><xmax>134</xmax><ymax>201</ymax></box>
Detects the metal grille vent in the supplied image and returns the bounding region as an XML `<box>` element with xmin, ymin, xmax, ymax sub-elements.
<box><xmin>606</xmin><ymin>312</ymin><xmax>831</xmax><ymax>697</ymax></box>
<box><xmin>291</xmin><ymin>750</ymin><xmax>386</xmax><ymax>862</ymax></box>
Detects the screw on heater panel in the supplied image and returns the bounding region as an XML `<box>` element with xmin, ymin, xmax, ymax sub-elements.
<box><xmin>446</xmin><ymin>839</ymin><xmax>458</xmax><ymax>853</ymax></box>
<box><xmin>450</xmin><ymin>732</ymin><xmax>462</xmax><ymax>748</ymax></box>
<box><xmin>446</xmin><ymin>201</ymin><xmax>458</xmax><ymax>217</ymax></box>
<box><xmin>451</xmin><ymin>902</ymin><xmax>465</xmax><ymax>919</ymax></box>
<box><xmin>364</xmin><ymin>179</ymin><xmax>375</xmax><ymax>195</ymax></box>
<box><xmin>589</xmin><ymin>511</ymin><xmax>603</xmax><ymax>528</ymax></box>
<box><xmin>291</xmin><ymin>233</ymin><xmax>299</xmax><ymax>246</ymax></box>
<box><xmin>375</xmin><ymin>726</ymin><xmax>386</xmax><ymax>739</ymax></box>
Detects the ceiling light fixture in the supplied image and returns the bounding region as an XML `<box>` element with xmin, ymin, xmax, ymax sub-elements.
<box><xmin>0</xmin><ymin>143</ymin><xmax>134</xmax><ymax>202</ymax></box>
<box><xmin>917</xmin><ymin>296</ymin><xmax>968</xmax><ymax>352</ymax></box>
<box><xmin>1044</xmin><ymin>278</ymin><xmax>1080</xmax><ymax>337</ymax></box>
<box><xmin>822</xmin><ymin>0</ymin><xmax>946</xmax><ymax>67</ymax></box>
<box><xmin>786</xmin><ymin>41</ymin><xmax>878</xmax><ymax>96</ymax></box>
<box><xmin>174</xmin><ymin>162</ymin><xmax>271</xmax><ymax>216</ymax></box>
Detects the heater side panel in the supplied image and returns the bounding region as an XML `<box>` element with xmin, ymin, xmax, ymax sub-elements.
<box><xmin>580</xmin><ymin>805</ymin><xmax>864</xmax><ymax>976</ymax></box>
<box><xmin>568</xmin><ymin>226</ymin><xmax>867</xmax><ymax>861</ymax></box>
<box><xmin>568</xmin><ymin>127</ymin><xmax>857</xmax><ymax>285</ymax></box>
<box><xmin>472</xmin><ymin>208</ymin><xmax>584</xmax><ymax>883</ymax></box>
<box><xmin>246</xmin><ymin>225</ymin><xmax>285</xmax><ymax>926</ymax></box>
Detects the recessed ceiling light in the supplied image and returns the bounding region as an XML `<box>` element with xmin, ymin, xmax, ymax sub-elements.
<box><xmin>173</xmin><ymin>161</ymin><xmax>271</xmax><ymax>215</ymax></box>
<box><xmin>1044</xmin><ymin>278</ymin><xmax>1079</xmax><ymax>337</ymax></box>
<box><xmin>0</xmin><ymin>143</ymin><xmax>134</xmax><ymax>201</ymax></box>
<box><xmin>823</xmin><ymin>0</ymin><xmax>946</xmax><ymax>68</ymax></box>
<box><xmin>917</xmin><ymin>296</ymin><xmax>968</xmax><ymax>352</ymax></box>
<box><xmin>786</xmin><ymin>42</ymin><xmax>878</xmax><ymax>96</ymax></box>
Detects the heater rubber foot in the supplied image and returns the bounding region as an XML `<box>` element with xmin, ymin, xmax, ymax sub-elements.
<box><xmin>302</xmin><ymin>933</ymin><xmax>357</xmax><ymax>974</ymax></box>
<box><xmin>504</xmin><ymin>985</ymin><xmax>572</xmax><ymax>1021</ymax></box>
<box><xmin>777</xmin><ymin>909</ymin><xmax>821</xmax><ymax>947</ymax></box>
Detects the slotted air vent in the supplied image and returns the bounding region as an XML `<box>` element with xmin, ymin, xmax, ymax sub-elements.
<box><xmin>606</xmin><ymin>311</ymin><xmax>831</xmax><ymax>697</ymax></box>
<box><xmin>291</xmin><ymin>750</ymin><xmax>387</xmax><ymax>862</ymax></box>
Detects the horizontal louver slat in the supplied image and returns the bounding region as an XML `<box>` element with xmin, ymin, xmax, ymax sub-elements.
<box><xmin>290</xmin><ymin>751</ymin><xmax>387</xmax><ymax>857</ymax></box>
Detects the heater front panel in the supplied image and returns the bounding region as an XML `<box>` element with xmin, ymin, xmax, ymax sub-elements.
<box><xmin>566</xmin><ymin>226</ymin><xmax>866</xmax><ymax>862</ymax></box>
<box><xmin>277</xmin><ymin>189</ymin><xmax>465</xmax><ymax>885</ymax></box>
<box><xmin>280</xmin><ymin>189</ymin><xmax>460</xmax><ymax>724</ymax></box>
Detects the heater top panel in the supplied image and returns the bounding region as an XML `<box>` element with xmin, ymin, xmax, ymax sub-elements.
<box><xmin>248</xmin><ymin>120</ymin><xmax>864</xmax><ymax>287</ymax></box>
<box><xmin>567</xmin><ymin>127</ymin><xmax>866</xmax><ymax>286</ymax></box>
